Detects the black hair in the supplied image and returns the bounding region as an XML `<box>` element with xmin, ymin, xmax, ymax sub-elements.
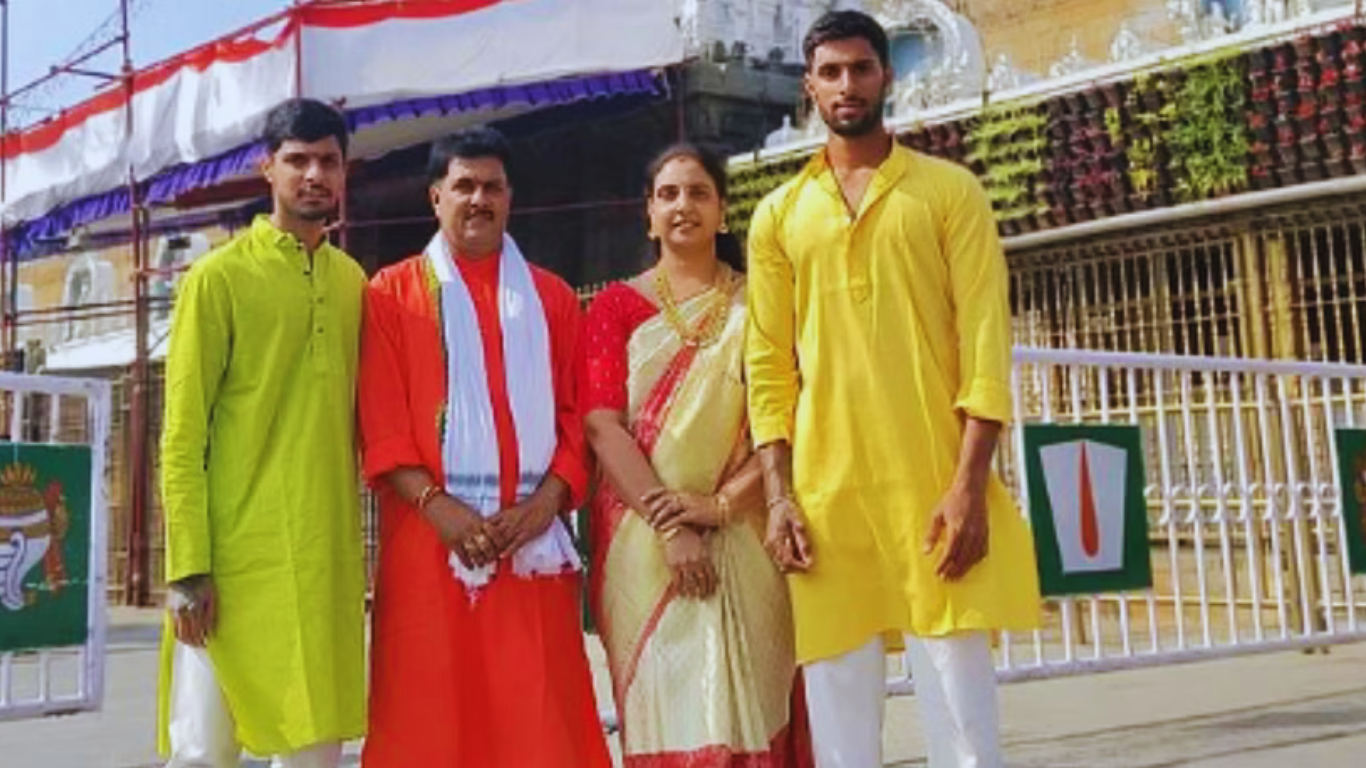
<box><xmin>427</xmin><ymin>127</ymin><xmax>514</xmax><ymax>186</ymax></box>
<box><xmin>802</xmin><ymin>9</ymin><xmax>891</xmax><ymax>70</ymax></box>
<box><xmin>644</xmin><ymin>143</ymin><xmax>745</xmax><ymax>273</ymax></box>
<box><xmin>263</xmin><ymin>98</ymin><xmax>349</xmax><ymax>156</ymax></box>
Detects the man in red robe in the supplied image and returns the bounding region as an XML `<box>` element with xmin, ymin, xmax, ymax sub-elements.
<box><xmin>358</xmin><ymin>127</ymin><xmax>610</xmax><ymax>767</ymax></box>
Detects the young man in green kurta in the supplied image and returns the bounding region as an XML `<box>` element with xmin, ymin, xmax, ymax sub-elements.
<box><xmin>157</xmin><ymin>98</ymin><xmax>367</xmax><ymax>768</ymax></box>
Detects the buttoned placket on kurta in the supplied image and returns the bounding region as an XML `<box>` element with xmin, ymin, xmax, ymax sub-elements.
<box><xmin>745</xmin><ymin>146</ymin><xmax>1042</xmax><ymax>665</ymax></box>
<box><xmin>158</xmin><ymin>215</ymin><xmax>368</xmax><ymax>757</ymax></box>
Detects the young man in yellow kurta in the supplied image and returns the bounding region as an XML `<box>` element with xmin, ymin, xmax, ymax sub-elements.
<box><xmin>746</xmin><ymin>11</ymin><xmax>1040</xmax><ymax>768</ymax></box>
<box><xmin>157</xmin><ymin>98</ymin><xmax>367</xmax><ymax>768</ymax></box>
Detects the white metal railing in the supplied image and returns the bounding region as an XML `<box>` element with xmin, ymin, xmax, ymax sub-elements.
<box><xmin>886</xmin><ymin>348</ymin><xmax>1366</xmax><ymax>691</ymax></box>
<box><xmin>0</xmin><ymin>373</ymin><xmax>111</xmax><ymax>721</ymax></box>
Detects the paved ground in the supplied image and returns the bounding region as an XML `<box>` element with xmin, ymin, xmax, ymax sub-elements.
<box><xmin>2</xmin><ymin>607</ymin><xmax>1364</xmax><ymax>767</ymax></box>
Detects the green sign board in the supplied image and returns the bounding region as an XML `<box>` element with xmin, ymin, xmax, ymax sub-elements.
<box><xmin>1023</xmin><ymin>425</ymin><xmax>1153</xmax><ymax>597</ymax></box>
<box><xmin>0</xmin><ymin>443</ymin><xmax>92</xmax><ymax>652</ymax></box>
<box><xmin>1335</xmin><ymin>428</ymin><xmax>1366</xmax><ymax>576</ymax></box>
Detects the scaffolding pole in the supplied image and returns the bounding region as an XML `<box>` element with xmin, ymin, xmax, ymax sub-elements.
<box><xmin>2</xmin><ymin>0</ymin><xmax>11</xmax><ymax>369</ymax></box>
<box><xmin>117</xmin><ymin>0</ymin><xmax>153</xmax><ymax>607</ymax></box>
<box><xmin>0</xmin><ymin>0</ymin><xmax>152</xmax><ymax>604</ymax></box>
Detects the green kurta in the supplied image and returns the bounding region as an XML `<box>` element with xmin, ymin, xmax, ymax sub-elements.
<box><xmin>157</xmin><ymin>215</ymin><xmax>367</xmax><ymax>755</ymax></box>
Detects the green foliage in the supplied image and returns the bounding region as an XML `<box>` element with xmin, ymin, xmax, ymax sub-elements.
<box><xmin>1125</xmin><ymin>73</ymin><xmax>1167</xmax><ymax>196</ymax></box>
<box><xmin>1165</xmin><ymin>53</ymin><xmax>1249</xmax><ymax>200</ymax></box>
<box><xmin>724</xmin><ymin>153</ymin><xmax>812</xmax><ymax>239</ymax></box>
<box><xmin>966</xmin><ymin>101</ymin><xmax>1048</xmax><ymax>221</ymax></box>
<box><xmin>1104</xmin><ymin>107</ymin><xmax>1124</xmax><ymax>144</ymax></box>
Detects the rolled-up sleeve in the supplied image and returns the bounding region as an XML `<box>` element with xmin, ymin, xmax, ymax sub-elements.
<box><xmin>745</xmin><ymin>195</ymin><xmax>801</xmax><ymax>446</ymax></box>
<box><xmin>545</xmin><ymin>280</ymin><xmax>589</xmax><ymax>510</ymax></box>
<box><xmin>358</xmin><ymin>274</ymin><xmax>425</xmax><ymax>482</ymax></box>
<box><xmin>160</xmin><ymin>262</ymin><xmax>230</xmax><ymax>583</ymax></box>
<box><xmin>945</xmin><ymin>170</ymin><xmax>1014</xmax><ymax>425</ymax></box>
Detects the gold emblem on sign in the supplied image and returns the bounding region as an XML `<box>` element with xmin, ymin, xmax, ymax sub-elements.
<box><xmin>0</xmin><ymin>463</ymin><xmax>70</xmax><ymax>611</ymax></box>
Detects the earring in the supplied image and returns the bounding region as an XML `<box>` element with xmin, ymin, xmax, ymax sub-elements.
<box><xmin>719</xmin><ymin>221</ymin><xmax>730</xmax><ymax>234</ymax></box>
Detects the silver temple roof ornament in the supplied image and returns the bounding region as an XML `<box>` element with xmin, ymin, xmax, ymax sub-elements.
<box><xmin>986</xmin><ymin>53</ymin><xmax>1025</xmax><ymax>93</ymax></box>
<box><xmin>1166</xmin><ymin>0</ymin><xmax>1204</xmax><ymax>43</ymax></box>
<box><xmin>1166</xmin><ymin>0</ymin><xmax>1313</xmax><ymax>41</ymax></box>
<box><xmin>1109</xmin><ymin>22</ymin><xmax>1145</xmax><ymax>63</ymax></box>
<box><xmin>1049</xmin><ymin>36</ymin><xmax>1088</xmax><ymax>79</ymax></box>
<box><xmin>1244</xmin><ymin>1</ymin><xmax>1313</xmax><ymax>28</ymax></box>
<box><xmin>878</xmin><ymin>0</ymin><xmax>985</xmax><ymax>116</ymax></box>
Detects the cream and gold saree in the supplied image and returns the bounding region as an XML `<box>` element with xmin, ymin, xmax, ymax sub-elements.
<box><xmin>588</xmin><ymin>278</ymin><xmax>809</xmax><ymax>767</ymax></box>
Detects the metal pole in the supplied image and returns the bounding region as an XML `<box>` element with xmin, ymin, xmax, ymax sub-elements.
<box><xmin>1</xmin><ymin>0</ymin><xmax>12</xmax><ymax>449</ymax></box>
<box><xmin>674</xmin><ymin>65</ymin><xmax>686</xmax><ymax>141</ymax></box>
<box><xmin>13</xmin><ymin>303</ymin><xmax>169</xmax><ymax>329</ymax></box>
<box><xmin>293</xmin><ymin>0</ymin><xmax>305</xmax><ymax>97</ymax></box>
<box><xmin>121</xmin><ymin>0</ymin><xmax>152</xmax><ymax>607</ymax></box>
<box><xmin>3</xmin><ymin>37</ymin><xmax>125</xmax><ymax>104</ymax></box>
<box><xmin>1</xmin><ymin>0</ymin><xmax>12</xmax><ymax>369</ymax></box>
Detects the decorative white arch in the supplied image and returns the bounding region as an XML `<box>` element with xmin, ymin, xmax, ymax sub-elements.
<box><xmin>877</xmin><ymin>0</ymin><xmax>986</xmax><ymax>114</ymax></box>
<box><xmin>60</xmin><ymin>254</ymin><xmax>117</xmax><ymax>343</ymax></box>
<box><xmin>877</xmin><ymin>0</ymin><xmax>964</xmax><ymax>56</ymax></box>
<box><xmin>61</xmin><ymin>257</ymin><xmax>97</xmax><ymax>310</ymax></box>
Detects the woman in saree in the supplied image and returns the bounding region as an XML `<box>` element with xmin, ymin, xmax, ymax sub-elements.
<box><xmin>583</xmin><ymin>143</ymin><xmax>811</xmax><ymax>767</ymax></box>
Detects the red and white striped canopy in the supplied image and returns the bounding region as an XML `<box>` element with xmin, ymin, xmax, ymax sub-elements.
<box><xmin>1</xmin><ymin>0</ymin><xmax>683</xmax><ymax>226</ymax></box>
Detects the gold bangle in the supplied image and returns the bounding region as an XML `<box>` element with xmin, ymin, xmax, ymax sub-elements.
<box><xmin>414</xmin><ymin>483</ymin><xmax>444</xmax><ymax>511</ymax></box>
<box><xmin>714</xmin><ymin>492</ymin><xmax>732</xmax><ymax>525</ymax></box>
<box><xmin>766</xmin><ymin>495</ymin><xmax>795</xmax><ymax>510</ymax></box>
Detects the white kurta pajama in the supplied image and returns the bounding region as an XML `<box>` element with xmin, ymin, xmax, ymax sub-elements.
<box><xmin>165</xmin><ymin>645</ymin><xmax>345</xmax><ymax>768</ymax></box>
<box><xmin>803</xmin><ymin>633</ymin><xmax>1001</xmax><ymax>768</ymax></box>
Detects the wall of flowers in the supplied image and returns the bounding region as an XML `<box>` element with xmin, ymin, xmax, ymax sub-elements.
<box><xmin>726</xmin><ymin>21</ymin><xmax>1366</xmax><ymax>242</ymax></box>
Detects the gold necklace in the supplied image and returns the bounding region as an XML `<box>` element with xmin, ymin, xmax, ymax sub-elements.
<box><xmin>654</xmin><ymin>265</ymin><xmax>732</xmax><ymax>348</ymax></box>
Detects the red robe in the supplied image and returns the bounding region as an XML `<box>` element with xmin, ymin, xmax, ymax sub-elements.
<box><xmin>358</xmin><ymin>250</ymin><xmax>610</xmax><ymax>767</ymax></box>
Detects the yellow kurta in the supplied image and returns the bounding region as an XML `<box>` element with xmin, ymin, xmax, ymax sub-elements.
<box><xmin>745</xmin><ymin>145</ymin><xmax>1041</xmax><ymax>664</ymax></box>
<box><xmin>157</xmin><ymin>216</ymin><xmax>368</xmax><ymax>754</ymax></box>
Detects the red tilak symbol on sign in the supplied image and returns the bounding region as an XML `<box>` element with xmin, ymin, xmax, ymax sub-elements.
<box><xmin>1079</xmin><ymin>444</ymin><xmax>1101</xmax><ymax>557</ymax></box>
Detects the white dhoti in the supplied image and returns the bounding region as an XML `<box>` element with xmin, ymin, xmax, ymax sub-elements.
<box><xmin>165</xmin><ymin>643</ymin><xmax>342</xmax><ymax>768</ymax></box>
<box><xmin>803</xmin><ymin>631</ymin><xmax>1002</xmax><ymax>768</ymax></box>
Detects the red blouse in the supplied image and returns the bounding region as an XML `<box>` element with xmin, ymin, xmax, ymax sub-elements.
<box><xmin>582</xmin><ymin>281</ymin><xmax>659</xmax><ymax>414</ymax></box>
